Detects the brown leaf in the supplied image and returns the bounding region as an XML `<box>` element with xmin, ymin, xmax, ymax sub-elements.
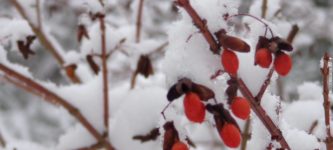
<box><xmin>163</xmin><ymin>122</ymin><xmax>179</xmax><ymax>150</ymax></box>
<box><xmin>133</xmin><ymin>128</ymin><xmax>160</xmax><ymax>143</ymax></box>
<box><xmin>255</xmin><ymin>36</ymin><xmax>270</xmax><ymax>51</ymax></box>
<box><xmin>136</xmin><ymin>55</ymin><xmax>154</xmax><ymax>78</ymax></box>
<box><xmin>17</xmin><ymin>35</ymin><xmax>36</xmax><ymax>59</ymax></box>
<box><xmin>166</xmin><ymin>78</ymin><xmax>193</xmax><ymax>102</ymax></box>
<box><xmin>65</xmin><ymin>64</ymin><xmax>81</xmax><ymax>83</ymax></box>
<box><xmin>191</xmin><ymin>83</ymin><xmax>215</xmax><ymax>101</ymax></box>
<box><xmin>215</xmin><ymin>29</ymin><xmax>250</xmax><ymax>53</ymax></box>
<box><xmin>86</xmin><ymin>55</ymin><xmax>100</xmax><ymax>74</ymax></box>
<box><xmin>270</xmin><ymin>37</ymin><xmax>293</xmax><ymax>52</ymax></box>
<box><xmin>77</xmin><ymin>24</ymin><xmax>90</xmax><ymax>42</ymax></box>
<box><xmin>206</xmin><ymin>104</ymin><xmax>240</xmax><ymax>131</ymax></box>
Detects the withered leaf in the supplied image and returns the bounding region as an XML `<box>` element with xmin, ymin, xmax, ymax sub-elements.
<box><xmin>255</xmin><ymin>36</ymin><xmax>270</xmax><ymax>51</ymax></box>
<box><xmin>136</xmin><ymin>55</ymin><xmax>154</xmax><ymax>78</ymax></box>
<box><xmin>226</xmin><ymin>85</ymin><xmax>238</xmax><ymax>104</ymax></box>
<box><xmin>133</xmin><ymin>127</ymin><xmax>160</xmax><ymax>143</ymax></box>
<box><xmin>163</xmin><ymin>121</ymin><xmax>179</xmax><ymax>150</ymax></box>
<box><xmin>191</xmin><ymin>83</ymin><xmax>215</xmax><ymax>101</ymax></box>
<box><xmin>206</xmin><ymin>104</ymin><xmax>240</xmax><ymax>131</ymax></box>
<box><xmin>166</xmin><ymin>78</ymin><xmax>193</xmax><ymax>101</ymax></box>
<box><xmin>270</xmin><ymin>37</ymin><xmax>293</xmax><ymax>52</ymax></box>
<box><xmin>17</xmin><ymin>35</ymin><xmax>36</xmax><ymax>59</ymax></box>
<box><xmin>167</xmin><ymin>84</ymin><xmax>183</xmax><ymax>102</ymax></box>
<box><xmin>215</xmin><ymin>29</ymin><xmax>250</xmax><ymax>53</ymax></box>
<box><xmin>77</xmin><ymin>24</ymin><xmax>90</xmax><ymax>42</ymax></box>
<box><xmin>65</xmin><ymin>64</ymin><xmax>81</xmax><ymax>83</ymax></box>
<box><xmin>86</xmin><ymin>55</ymin><xmax>100</xmax><ymax>74</ymax></box>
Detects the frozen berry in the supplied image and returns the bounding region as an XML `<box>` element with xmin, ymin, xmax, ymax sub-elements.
<box><xmin>231</xmin><ymin>97</ymin><xmax>251</xmax><ymax>120</ymax></box>
<box><xmin>172</xmin><ymin>141</ymin><xmax>188</xmax><ymax>150</ymax></box>
<box><xmin>221</xmin><ymin>49</ymin><xmax>239</xmax><ymax>75</ymax></box>
<box><xmin>274</xmin><ymin>52</ymin><xmax>292</xmax><ymax>76</ymax></box>
<box><xmin>255</xmin><ymin>48</ymin><xmax>272</xmax><ymax>68</ymax></box>
<box><xmin>184</xmin><ymin>92</ymin><xmax>206</xmax><ymax>123</ymax></box>
<box><xmin>220</xmin><ymin>123</ymin><xmax>241</xmax><ymax>148</ymax></box>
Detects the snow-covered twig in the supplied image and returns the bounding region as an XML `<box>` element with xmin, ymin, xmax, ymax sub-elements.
<box><xmin>98</xmin><ymin>14</ymin><xmax>110</xmax><ymax>135</ymax></box>
<box><xmin>10</xmin><ymin>0</ymin><xmax>81</xmax><ymax>83</ymax></box>
<box><xmin>0</xmin><ymin>64</ymin><xmax>113</xmax><ymax>150</ymax></box>
<box><xmin>136</xmin><ymin>0</ymin><xmax>144</xmax><ymax>43</ymax></box>
<box><xmin>287</xmin><ymin>24</ymin><xmax>299</xmax><ymax>44</ymax></box>
<box><xmin>309</xmin><ymin>120</ymin><xmax>318</xmax><ymax>134</ymax></box>
<box><xmin>176</xmin><ymin>0</ymin><xmax>220</xmax><ymax>54</ymax></box>
<box><xmin>35</xmin><ymin>0</ymin><xmax>42</xmax><ymax>29</ymax></box>
<box><xmin>321</xmin><ymin>52</ymin><xmax>333</xmax><ymax>150</ymax></box>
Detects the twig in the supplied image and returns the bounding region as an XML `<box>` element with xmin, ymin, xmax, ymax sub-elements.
<box><xmin>98</xmin><ymin>15</ymin><xmax>110</xmax><ymax>135</ymax></box>
<box><xmin>36</xmin><ymin>0</ymin><xmax>42</xmax><ymax>29</ymax></box>
<box><xmin>11</xmin><ymin>0</ymin><xmax>81</xmax><ymax>83</ymax></box>
<box><xmin>0</xmin><ymin>131</ymin><xmax>5</xmax><ymax>148</ymax></box>
<box><xmin>241</xmin><ymin>119</ymin><xmax>251</xmax><ymax>150</ymax></box>
<box><xmin>177</xmin><ymin>0</ymin><xmax>290</xmax><ymax>149</ymax></box>
<box><xmin>261</xmin><ymin>0</ymin><xmax>268</xmax><ymax>19</ymax></box>
<box><xmin>255</xmin><ymin>68</ymin><xmax>274</xmax><ymax>102</ymax></box>
<box><xmin>308</xmin><ymin>120</ymin><xmax>318</xmax><ymax>134</ymax></box>
<box><xmin>287</xmin><ymin>24</ymin><xmax>299</xmax><ymax>44</ymax></box>
<box><xmin>136</xmin><ymin>0</ymin><xmax>144</xmax><ymax>43</ymax></box>
<box><xmin>176</xmin><ymin>0</ymin><xmax>220</xmax><ymax>54</ymax></box>
<box><xmin>237</xmin><ymin>79</ymin><xmax>290</xmax><ymax>149</ymax></box>
<box><xmin>321</xmin><ymin>52</ymin><xmax>333</xmax><ymax>150</ymax></box>
<box><xmin>0</xmin><ymin>64</ymin><xmax>113</xmax><ymax>150</ymax></box>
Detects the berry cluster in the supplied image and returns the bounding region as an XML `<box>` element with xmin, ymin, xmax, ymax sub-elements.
<box><xmin>255</xmin><ymin>36</ymin><xmax>293</xmax><ymax>76</ymax></box>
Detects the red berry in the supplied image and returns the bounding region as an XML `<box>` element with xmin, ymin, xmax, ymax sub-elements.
<box><xmin>220</xmin><ymin>123</ymin><xmax>241</xmax><ymax>148</ymax></box>
<box><xmin>221</xmin><ymin>49</ymin><xmax>239</xmax><ymax>75</ymax></box>
<box><xmin>184</xmin><ymin>92</ymin><xmax>205</xmax><ymax>123</ymax></box>
<box><xmin>274</xmin><ymin>52</ymin><xmax>292</xmax><ymax>76</ymax></box>
<box><xmin>172</xmin><ymin>141</ymin><xmax>188</xmax><ymax>150</ymax></box>
<box><xmin>231</xmin><ymin>97</ymin><xmax>251</xmax><ymax>120</ymax></box>
<box><xmin>255</xmin><ymin>48</ymin><xmax>272</xmax><ymax>68</ymax></box>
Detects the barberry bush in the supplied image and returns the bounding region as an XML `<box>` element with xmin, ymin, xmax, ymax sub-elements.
<box><xmin>0</xmin><ymin>0</ymin><xmax>332</xmax><ymax>150</ymax></box>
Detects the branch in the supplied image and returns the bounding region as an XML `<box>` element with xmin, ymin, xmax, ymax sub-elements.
<box><xmin>136</xmin><ymin>0</ymin><xmax>144</xmax><ymax>43</ymax></box>
<box><xmin>98</xmin><ymin>15</ymin><xmax>110</xmax><ymax>135</ymax></box>
<box><xmin>322</xmin><ymin>52</ymin><xmax>333</xmax><ymax>150</ymax></box>
<box><xmin>0</xmin><ymin>64</ymin><xmax>113</xmax><ymax>150</ymax></box>
<box><xmin>10</xmin><ymin>0</ymin><xmax>81</xmax><ymax>83</ymax></box>
<box><xmin>176</xmin><ymin>0</ymin><xmax>220</xmax><ymax>54</ymax></box>
<box><xmin>237</xmin><ymin>79</ymin><xmax>290</xmax><ymax>149</ymax></box>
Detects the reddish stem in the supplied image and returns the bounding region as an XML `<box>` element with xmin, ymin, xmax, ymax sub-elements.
<box><xmin>322</xmin><ymin>52</ymin><xmax>333</xmax><ymax>150</ymax></box>
<box><xmin>255</xmin><ymin>68</ymin><xmax>274</xmax><ymax>102</ymax></box>
<box><xmin>99</xmin><ymin>15</ymin><xmax>110</xmax><ymax>135</ymax></box>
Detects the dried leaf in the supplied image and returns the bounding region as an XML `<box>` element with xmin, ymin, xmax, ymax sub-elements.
<box><xmin>65</xmin><ymin>64</ymin><xmax>80</xmax><ymax>83</ymax></box>
<box><xmin>77</xmin><ymin>24</ymin><xmax>90</xmax><ymax>42</ymax></box>
<box><xmin>255</xmin><ymin>36</ymin><xmax>270</xmax><ymax>51</ymax></box>
<box><xmin>191</xmin><ymin>83</ymin><xmax>215</xmax><ymax>101</ymax></box>
<box><xmin>86</xmin><ymin>55</ymin><xmax>100</xmax><ymax>74</ymax></box>
<box><xmin>17</xmin><ymin>35</ymin><xmax>36</xmax><ymax>59</ymax></box>
<box><xmin>163</xmin><ymin>122</ymin><xmax>179</xmax><ymax>150</ymax></box>
<box><xmin>136</xmin><ymin>55</ymin><xmax>154</xmax><ymax>78</ymax></box>
<box><xmin>133</xmin><ymin>128</ymin><xmax>160</xmax><ymax>143</ymax></box>
<box><xmin>270</xmin><ymin>37</ymin><xmax>293</xmax><ymax>52</ymax></box>
<box><xmin>215</xmin><ymin>30</ymin><xmax>250</xmax><ymax>53</ymax></box>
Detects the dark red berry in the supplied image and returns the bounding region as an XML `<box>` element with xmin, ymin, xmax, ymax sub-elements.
<box><xmin>231</xmin><ymin>97</ymin><xmax>251</xmax><ymax>120</ymax></box>
<box><xmin>274</xmin><ymin>52</ymin><xmax>292</xmax><ymax>76</ymax></box>
<box><xmin>184</xmin><ymin>92</ymin><xmax>205</xmax><ymax>123</ymax></box>
<box><xmin>221</xmin><ymin>49</ymin><xmax>239</xmax><ymax>75</ymax></box>
<box><xmin>255</xmin><ymin>48</ymin><xmax>272</xmax><ymax>68</ymax></box>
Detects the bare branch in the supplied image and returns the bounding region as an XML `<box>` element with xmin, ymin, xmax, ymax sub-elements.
<box><xmin>261</xmin><ymin>0</ymin><xmax>268</xmax><ymax>19</ymax></box>
<box><xmin>136</xmin><ymin>0</ymin><xmax>145</xmax><ymax>43</ymax></box>
<box><xmin>0</xmin><ymin>64</ymin><xmax>113</xmax><ymax>149</ymax></box>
